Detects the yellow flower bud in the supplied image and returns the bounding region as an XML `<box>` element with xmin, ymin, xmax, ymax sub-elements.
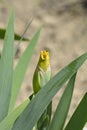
<box><xmin>33</xmin><ymin>50</ymin><xmax>51</xmax><ymax>94</ymax></box>
<box><xmin>38</xmin><ymin>50</ymin><xmax>50</xmax><ymax>71</ymax></box>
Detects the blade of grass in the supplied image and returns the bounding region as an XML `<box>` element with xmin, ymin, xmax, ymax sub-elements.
<box><xmin>14</xmin><ymin>17</ymin><xmax>33</xmax><ymax>55</ymax></box>
<box><xmin>64</xmin><ymin>93</ymin><xmax>87</xmax><ymax>130</ymax></box>
<box><xmin>0</xmin><ymin>11</ymin><xmax>14</xmax><ymax>121</ymax></box>
<box><xmin>12</xmin><ymin>52</ymin><xmax>87</xmax><ymax>130</ymax></box>
<box><xmin>48</xmin><ymin>73</ymin><xmax>76</xmax><ymax>130</ymax></box>
<box><xmin>9</xmin><ymin>28</ymin><xmax>41</xmax><ymax>112</ymax></box>
<box><xmin>0</xmin><ymin>99</ymin><xmax>29</xmax><ymax>130</ymax></box>
<box><xmin>0</xmin><ymin>28</ymin><xmax>29</xmax><ymax>41</ymax></box>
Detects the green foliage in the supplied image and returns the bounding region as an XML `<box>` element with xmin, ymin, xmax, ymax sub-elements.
<box><xmin>65</xmin><ymin>93</ymin><xmax>87</xmax><ymax>130</ymax></box>
<box><xmin>0</xmin><ymin>28</ymin><xmax>29</xmax><ymax>41</ymax></box>
<box><xmin>9</xmin><ymin>28</ymin><xmax>41</xmax><ymax>112</ymax></box>
<box><xmin>48</xmin><ymin>73</ymin><xmax>76</xmax><ymax>130</ymax></box>
<box><xmin>0</xmin><ymin>11</ymin><xmax>87</xmax><ymax>130</ymax></box>
<box><xmin>0</xmin><ymin>11</ymin><xmax>14</xmax><ymax>121</ymax></box>
<box><xmin>12</xmin><ymin>52</ymin><xmax>87</xmax><ymax>130</ymax></box>
<box><xmin>0</xmin><ymin>99</ymin><xmax>29</xmax><ymax>130</ymax></box>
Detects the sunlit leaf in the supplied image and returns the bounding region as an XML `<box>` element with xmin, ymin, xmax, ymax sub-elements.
<box><xmin>9</xmin><ymin>28</ymin><xmax>41</xmax><ymax>112</ymax></box>
<box><xmin>0</xmin><ymin>11</ymin><xmax>14</xmax><ymax>121</ymax></box>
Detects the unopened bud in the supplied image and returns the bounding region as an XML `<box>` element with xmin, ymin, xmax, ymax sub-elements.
<box><xmin>33</xmin><ymin>50</ymin><xmax>51</xmax><ymax>94</ymax></box>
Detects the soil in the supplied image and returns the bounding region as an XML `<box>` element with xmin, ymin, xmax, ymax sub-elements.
<box><xmin>0</xmin><ymin>0</ymin><xmax>87</xmax><ymax>123</ymax></box>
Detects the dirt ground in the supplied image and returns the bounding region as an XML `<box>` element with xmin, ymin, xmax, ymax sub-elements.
<box><xmin>0</xmin><ymin>0</ymin><xmax>87</xmax><ymax>122</ymax></box>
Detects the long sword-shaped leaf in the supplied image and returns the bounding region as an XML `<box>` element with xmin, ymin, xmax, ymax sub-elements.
<box><xmin>0</xmin><ymin>99</ymin><xmax>29</xmax><ymax>130</ymax></box>
<box><xmin>48</xmin><ymin>73</ymin><xmax>76</xmax><ymax>130</ymax></box>
<box><xmin>12</xmin><ymin>52</ymin><xmax>87</xmax><ymax>130</ymax></box>
<box><xmin>9</xmin><ymin>28</ymin><xmax>41</xmax><ymax>112</ymax></box>
<box><xmin>0</xmin><ymin>11</ymin><xmax>14</xmax><ymax>121</ymax></box>
<box><xmin>0</xmin><ymin>28</ymin><xmax>29</xmax><ymax>41</ymax></box>
<box><xmin>64</xmin><ymin>93</ymin><xmax>87</xmax><ymax>130</ymax></box>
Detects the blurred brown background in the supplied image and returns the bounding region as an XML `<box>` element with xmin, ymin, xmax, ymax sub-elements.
<box><xmin>0</xmin><ymin>0</ymin><xmax>87</xmax><ymax>121</ymax></box>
